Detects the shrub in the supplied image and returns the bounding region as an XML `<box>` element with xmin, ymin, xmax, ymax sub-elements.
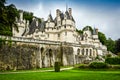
<box><xmin>78</xmin><ymin>64</ymin><xmax>88</xmax><ymax>69</ymax></box>
<box><xmin>111</xmin><ymin>65</ymin><xmax>120</xmax><ymax>69</ymax></box>
<box><xmin>54</xmin><ymin>62</ymin><xmax>60</xmax><ymax>72</ymax></box>
<box><xmin>105</xmin><ymin>57</ymin><xmax>120</xmax><ymax>65</ymax></box>
<box><xmin>89</xmin><ymin>62</ymin><xmax>108</xmax><ymax>69</ymax></box>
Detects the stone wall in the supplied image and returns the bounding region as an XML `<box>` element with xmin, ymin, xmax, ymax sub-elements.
<box><xmin>0</xmin><ymin>43</ymin><xmax>74</xmax><ymax>71</ymax></box>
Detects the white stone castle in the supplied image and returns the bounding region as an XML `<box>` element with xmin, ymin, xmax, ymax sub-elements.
<box><xmin>11</xmin><ymin>8</ymin><xmax>107</xmax><ymax>66</ymax></box>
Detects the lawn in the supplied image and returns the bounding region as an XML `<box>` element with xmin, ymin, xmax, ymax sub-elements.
<box><xmin>0</xmin><ymin>70</ymin><xmax>120</xmax><ymax>80</ymax></box>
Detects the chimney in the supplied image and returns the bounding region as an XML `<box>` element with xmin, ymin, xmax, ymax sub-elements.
<box><xmin>41</xmin><ymin>18</ymin><xmax>44</xmax><ymax>22</ymax></box>
<box><xmin>69</xmin><ymin>8</ymin><xmax>72</xmax><ymax>16</ymax></box>
<box><xmin>95</xmin><ymin>28</ymin><xmax>98</xmax><ymax>34</ymax></box>
<box><xmin>19</xmin><ymin>10</ymin><xmax>23</xmax><ymax>21</ymax></box>
<box><xmin>56</xmin><ymin>9</ymin><xmax>60</xmax><ymax>17</ymax></box>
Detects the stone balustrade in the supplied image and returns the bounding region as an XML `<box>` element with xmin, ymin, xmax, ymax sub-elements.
<box><xmin>0</xmin><ymin>35</ymin><xmax>81</xmax><ymax>46</ymax></box>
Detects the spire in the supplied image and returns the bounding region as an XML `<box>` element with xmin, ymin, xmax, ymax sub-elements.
<box><xmin>66</xmin><ymin>3</ymin><xmax>68</xmax><ymax>11</ymax></box>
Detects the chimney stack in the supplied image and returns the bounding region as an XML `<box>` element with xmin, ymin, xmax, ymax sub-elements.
<box><xmin>19</xmin><ymin>10</ymin><xmax>23</xmax><ymax>21</ymax></box>
<box><xmin>95</xmin><ymin>28</ymin><xmax>98</xmax><ymax>34</ymax></box>
<box><xmin>69</xmin><ymin>8</ymin><xmax>72</xmax><ymax>16</ymax></box>
<box><xmin>56</xmin><ymin>9</ymin><xmax>61</xmax><ymax>17</ymax></box>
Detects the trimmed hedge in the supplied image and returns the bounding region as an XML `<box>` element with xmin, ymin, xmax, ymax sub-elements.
<box><xmin>105</xmin><ymin>57</ymin><xmax>120</xmax><ymax>65</ymax></box>
<box><xmin>78</xmin><ymin>64</ymin><xmax>89</xmax><ymax>69</ymax></box>
<box><xmin>54</xmin><ymin>62</ymin><xmax>60</xmax><ymax>72</ymax></box>
<box><xmin>89</xmin><ymin>62</ymin><xmax>108</xmax><ymax>69</ymax></box>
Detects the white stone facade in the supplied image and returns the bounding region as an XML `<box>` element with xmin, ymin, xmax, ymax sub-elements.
<box><xmin>12</xmin><ymin>8</ymin><xmax>107</xmax><ymax>64</ymax></box>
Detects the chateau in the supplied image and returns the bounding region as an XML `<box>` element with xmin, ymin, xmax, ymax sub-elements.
<box><xmin>0</xmin><ymin>7</ymin><xmax>107</xmax><ymax>69</ymax></box>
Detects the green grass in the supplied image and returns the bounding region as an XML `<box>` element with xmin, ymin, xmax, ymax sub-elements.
<box><xmin>0</xmin><ymin>69</ymin><xmax>120</xmax><ymax>80</ymax></box>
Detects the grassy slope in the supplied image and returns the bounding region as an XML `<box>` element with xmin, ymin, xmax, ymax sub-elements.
<box><xmin>0</xmin><ymin>70</ymin><xmax>120</xmax><ymax>80</ymax></box>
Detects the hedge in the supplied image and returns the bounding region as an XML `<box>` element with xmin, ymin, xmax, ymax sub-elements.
<box><xmin>89</xmin><ymin>62</ymin><xmax>108</xmax><ymax>69</ymax></box>
<box><xmin>105</xmin><ymin>57</ymin><xmax>120</xmax><ymax>65</ymax></box>
<box><xmin>54</xmin><ymin>62</ymin><xmax>60</xmax><ymax>72</ymax></box>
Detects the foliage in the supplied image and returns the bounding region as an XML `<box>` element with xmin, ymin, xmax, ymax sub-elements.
<box><xmin>106</xmin><ymin>38</ymin><xmax>115</xmax><ymax>53</ymax></box>
<box><xmin>98</xmin><ymin>32</ymin><xmax>107</xmax><ymax>45</ymax></box>
<box><xmin>23</xmin><ymin>11</ymin><xmax>33</xmax><ymax>23</ymax></box>
<box><xmin>89</xmin><ymin>62</ymin><xmax>108</xmax><ymax>69</ymax></box>
<box><xmin>0</xmin><ymin>38</ymin><xmax>6</xmax><ymax>47</ymax></box>
<box><xmin>115</xmin><ymin>38</ymin><xmax>120</xmax><ymax>54</ymax></box>
<box><xmin>54</xmin><ymin>62</ymin><xmax>60</xmax><ymax>72</ymax></box>
<box><xmin>0</xmin><ymin>0</ymin><xmax>19</xmax><ymax>36</ymax></box>
<box><xmin>106</xmin><ymin>54</ymin><xmax>112</xmax><ymax>58</ymax></box>
<box><xmin>78</xmin><ymin>64</ymin><xmax>88</xmax><ymax>69</ymax></box>
<box><xmin>76</xmin><ymin>29</ymin><xmax>83</xmax><ymax>34</ymax></box>
<box><xmin>105</xmin><ymin>57</ymin><xmax>120</xmax><ymax>65</ymax></box>
<box><xmin>82</xmin><ymin>26</ymin><xmax>93</xmax><ymax>32</ymax></box>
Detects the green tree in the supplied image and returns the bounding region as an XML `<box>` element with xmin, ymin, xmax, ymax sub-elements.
<box><xmin>23</xmin><ymin>11</ymin><xmax>33</xmax><ymax>23</ymax></box>
<box><xmin>98</xmin><ymin>32</ymin><xmax>107</xmax><ymax>45</ymax></box>
<box><xmin>0</xmin><ymin>0</ymin><xmax>19</xmax><ymax>36</ymax></box>
<box><xmin>76</xmin><ymin>29</ymin><xmax>83</xmax><ymax>34</ymax></box>
<box><xmin>106</xmin><ymin>38</ymin><xmax>115</xmax><ymax>53</ymax></box>
<box><xmin>82</xmin><ymin>26</ymin><xmax>93</xmax><ymax>32</ymax></box>
<box><xmin>115</xmin><ymin>38</ymin><xmax>120</xmax><ymax>54</ymax></box>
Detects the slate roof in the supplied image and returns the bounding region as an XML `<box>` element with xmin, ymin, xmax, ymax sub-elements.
<box><xmin>27</xmin><ymin>18</ymin><xmax>46</xmax><ymax>35</ymax></box>
<box><xmin>48</xmin><ymin>14</ymin><xmax>54</xmax><ymax>22</ymax></box>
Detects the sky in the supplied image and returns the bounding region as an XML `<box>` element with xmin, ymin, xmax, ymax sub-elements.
<box><xmin>7</xmin><ymin>0</ymin><xmax>120</xmax><ymax>40</ymax></box>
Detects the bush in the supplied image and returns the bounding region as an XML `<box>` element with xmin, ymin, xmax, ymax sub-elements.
<box><xmin>78</xmin><ymin>64</ymin><xmax>88</xmax><ymax>69</ymax></box>
<box><xmin>54</xmin><ymin>62</ymin><xmax>60</xmax><ymax>72</ymax></box>
<box><xmin>89</xmin><ymin>62</ymin><xmax>108</xmax><ymax>69</ymax></box>
<box><xmin>105</xmin><ymin>57</ymin><xmax>120</xmax><ymax>65</ymax></box>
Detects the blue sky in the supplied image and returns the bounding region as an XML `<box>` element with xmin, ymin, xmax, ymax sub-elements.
<box><xmin>7</xmin><ymin>0</ymin><xmax>120</xmax><ymax>40</ymax></box>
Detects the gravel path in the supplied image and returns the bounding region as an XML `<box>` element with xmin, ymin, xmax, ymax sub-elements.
<box><xmin>0</xmin><ymin>67</ymin><xmax>74</xmax><ymax>74</ymax></box>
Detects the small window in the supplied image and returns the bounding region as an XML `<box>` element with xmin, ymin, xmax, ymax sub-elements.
<box><xmin>58</xmin><ymin>34</ymin><xmax>60</xmax><ymax>37</ymax></box>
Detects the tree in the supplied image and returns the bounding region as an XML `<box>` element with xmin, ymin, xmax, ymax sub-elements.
<box><xmin>0</xmin><ymin>0</ymin><xmax>19</xmax><ymax>36</ymax></box>
<box><xmin>115</xmin><ymin>38</ymin><xmax>120</xmax><ymax>54</ymax></box>
<box><xmin>76</xmin><ymin>29</ymin><xmax>83</xmax><ymax>34</ymax></box>
<box><xmin>106</xmin><ymin>38</ymin><xmax>115</xmax><ymax>53</ymax></box>
<box><xmin>82</xmin><ymin>26</ymin><xmax>93</xmax><ymax>32</ymax></box>
<box><xmin>23</xmin><ymin>11</ymin><xmax>33</xmax><ymax>23</ymax></box>
<box><xmin>98</xmin><ymin>32</ymin><xmax>107</xmax><ymax>45</ymax></box>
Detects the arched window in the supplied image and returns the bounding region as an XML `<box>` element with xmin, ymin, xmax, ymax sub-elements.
<box><xmin>86</xmin><ymin>49</ymin><xmax>88</xmax><ymax>55</ymax></box>
<box><xmin>41</xmin><ymin>47</ymin><xmax>44</xmax><ymax>54</ymax></box>
<box><xmin>77</xmin><ymin>49</ymin><xmax>80</xmax><ymax>55</ymax></box>
<box><xmin>82</xmin><ymin>49</ymin><xmax>84</xmax><ymax>55</ymax></box>
<box><xmin>90</xmin><ymin>49</ymin><xmax>92</xmax><ymax>56</ymax></box>
<box><xmin>49</xmin><ymin>49</ymin><xmax>52</xmax><ymax>57</ymax></box>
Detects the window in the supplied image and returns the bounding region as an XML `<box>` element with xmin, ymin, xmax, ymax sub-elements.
<box><xmin>82</xmin><ymin>49</ymin><xmax>84</xmax><ymax>55</ymax></box>
<box><xmin>58</xmin><ymin>34</ymin><xmax>60</xmax><ymax>37</ymax></box>
<box><xmin>90</xmin><ymin>49</ymin><xmax>92</xmax><ymax>56</ymax></box>
<box><xmin>86</xmin><ymin>49</ymin><xmax>88</xmax><ymax>55</ymax></box>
